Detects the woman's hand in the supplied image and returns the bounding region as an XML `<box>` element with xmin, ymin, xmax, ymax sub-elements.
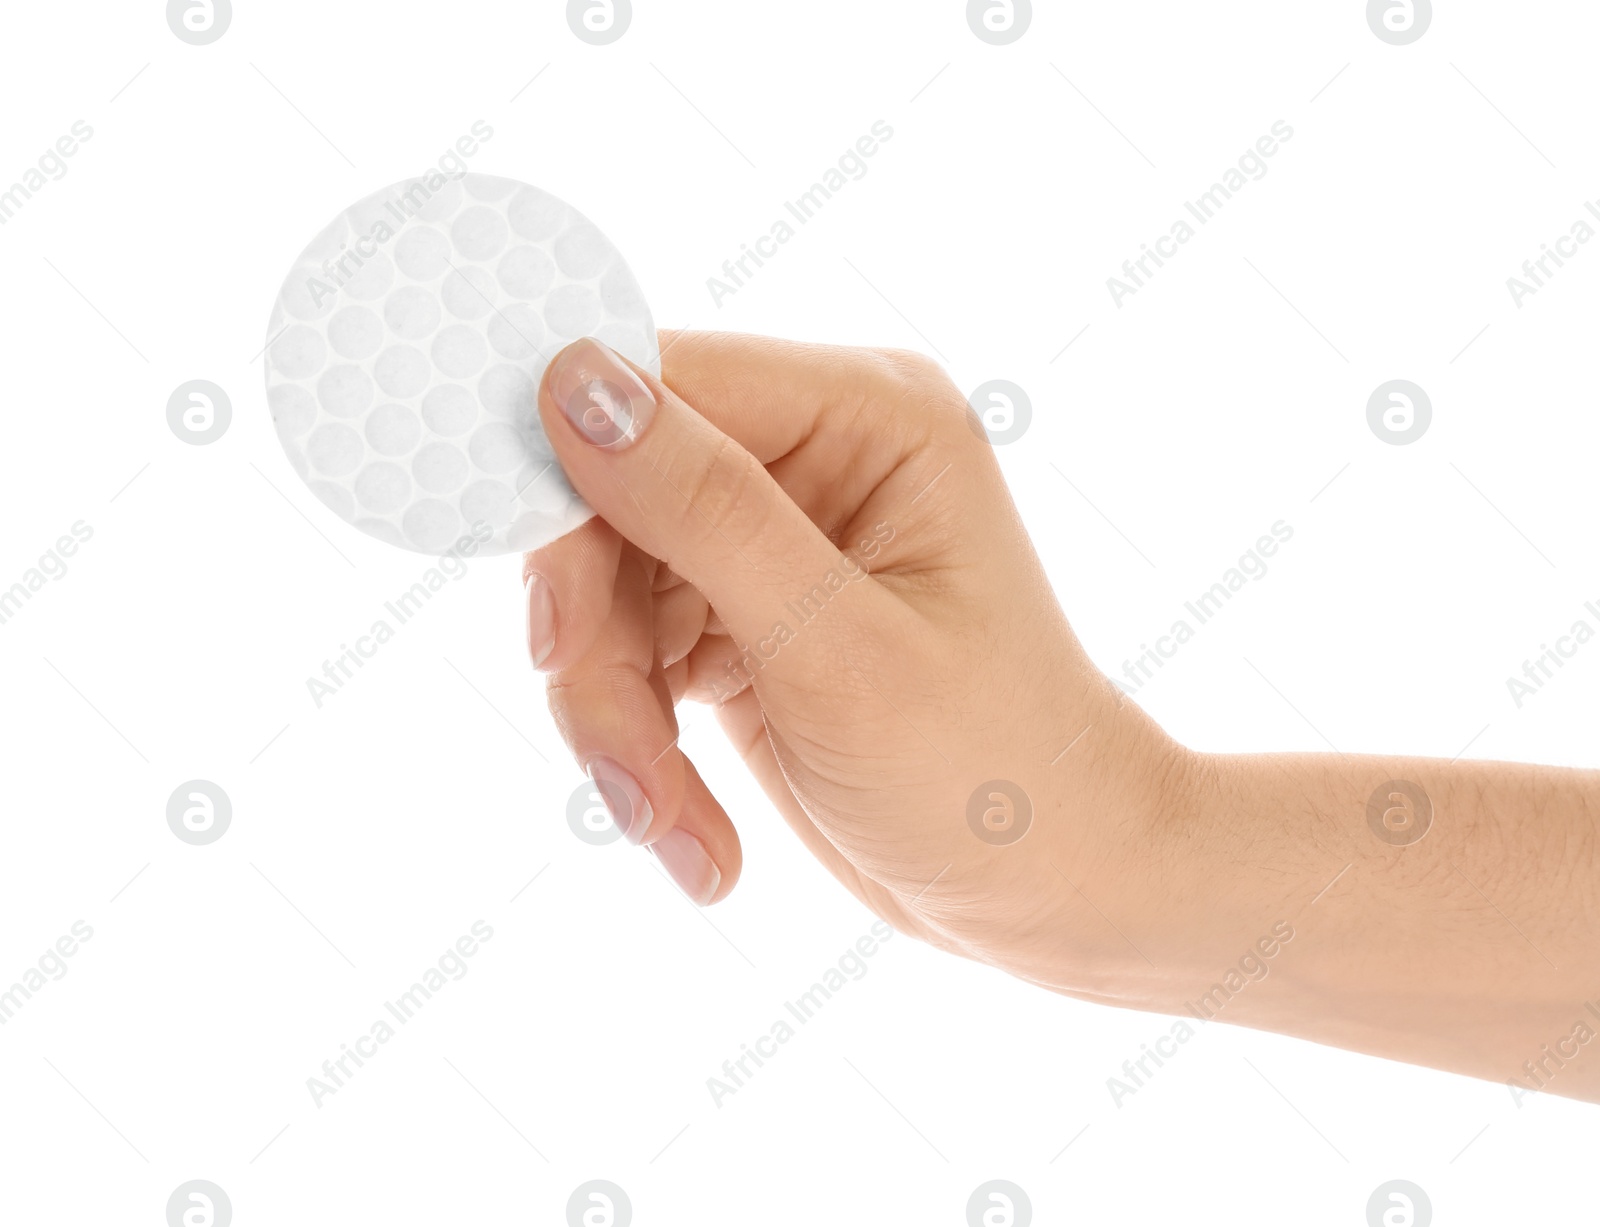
<box><xmin>521</xmin><ymin>332</ymin><xmax>1190</xmax><ymax>992</ymax></box>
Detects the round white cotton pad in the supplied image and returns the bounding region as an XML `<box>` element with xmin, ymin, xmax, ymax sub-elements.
<box><xmin>263</xmin><ymin>172</ymin><xmax>657</xmax><ymax>557</ymax></box>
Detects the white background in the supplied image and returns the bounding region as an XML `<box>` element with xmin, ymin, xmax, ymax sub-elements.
<box><xmin>2</xmin><ymin>1</ymin><xmax>1597</xmax><ymax>1223</ymax></box>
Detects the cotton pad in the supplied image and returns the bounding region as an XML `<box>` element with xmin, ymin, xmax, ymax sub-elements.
<box><xmin>263</xmin><ymin>173</ymin><xmax>657</xmax><ymax>557</ymax></box>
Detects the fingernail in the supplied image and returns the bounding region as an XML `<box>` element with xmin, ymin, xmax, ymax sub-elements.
<box><xmin>587</xmin><ymin>756</ymin><xmax>653</xmax><ymax>844</ymax></box>
<box><xmin>549</xmin><ymin>338</ymin><xmax>655</xmax><ymax>449</ymax></box>
<box><xmin>526</xmin><ymin>572</ymin><xmax>555</xmax><ymax>669</ymax></box>
<box><xmin>648</xmin><ymin>829</ymin><xmax>721</xmax><ymax>906</ymax></box>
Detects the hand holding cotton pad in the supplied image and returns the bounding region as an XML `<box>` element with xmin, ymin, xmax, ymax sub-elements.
<box><xmin>263</xmin><ymin>173</ymin><xmax>657</xmax><ymax>556</ymax></box>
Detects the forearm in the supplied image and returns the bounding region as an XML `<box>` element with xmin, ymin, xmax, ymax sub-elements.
<box><xmin>1125</xmin><ymin>748</ymin><xmax>1600</xmax><ymax>1101</ymax></box>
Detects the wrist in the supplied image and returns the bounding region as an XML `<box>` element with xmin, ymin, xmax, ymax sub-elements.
<box><xmin>1095</xmin><ymin>747</ymin><xmax>1310</xmax><ymax>1016</ymax></box>
<box><xmin>1003</xmin><ymin>679</ymin><xmax>1214</xmax><ymax>1002</ymax></box>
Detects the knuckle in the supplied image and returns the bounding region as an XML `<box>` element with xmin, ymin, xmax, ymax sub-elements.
<box><xmin>671</xmin><ymin>434</ymin><xmax>766</xmax><ymax>547</ymax></box>
<box><xmin>546</xmin><ymin>659</ymin><xmax>650</xmax><ymax>737</ymax></box>
<box><xmin>866</xmin><ymin>348</ymin><xmax>973</xmax><ymax>441</ymax></box>
<box><xmin>874</xmin><ymin>346</ymin><xmax>946</xmax><ymax>386</ymax></box>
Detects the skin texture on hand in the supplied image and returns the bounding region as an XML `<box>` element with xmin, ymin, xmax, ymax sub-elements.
<box><xmin>523</xmin><ymin>330</ymin><xmax>1600</xmax><ymax>1105</ymax></box>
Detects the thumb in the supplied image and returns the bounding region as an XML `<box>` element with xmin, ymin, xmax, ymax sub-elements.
<box><xmin>536</xmin><ymin>337</ymin><xmax>883</xmax><ymax>673</ymax></box>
